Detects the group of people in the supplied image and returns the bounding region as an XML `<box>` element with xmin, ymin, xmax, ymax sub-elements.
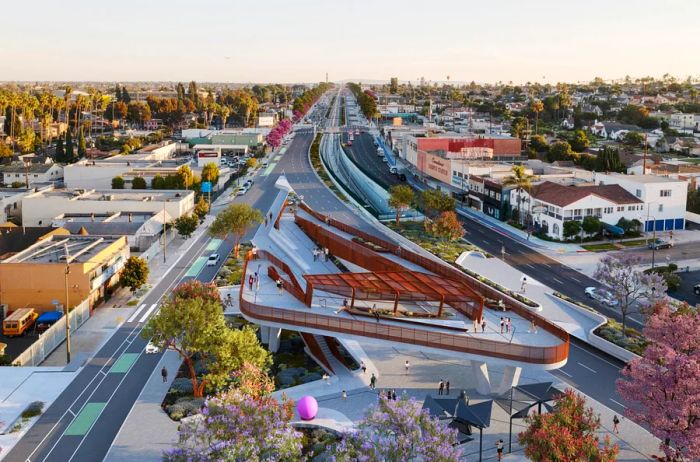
<box><xmin>499</xmin><ymin>317</ymin><xmax>513</xmax><ymax>334</ymax></box>
<box><xmin>378</xmin><ymin>389</ymin><xmax>399</xmax><ymax>401</ymax></box>
<box><xmin>473</xmin><ymin>317</ymin><xmax>487</xmax><ymax>333</ymax></box>
<box><xmin>312</xmin><ymin>246</ymin><xmax>330</xmax><ymax>262</ymax></box>
<box><xmin>437</xmin><ymin>379</ymin><xmax>451</xmax><ymax>395</ymax></box>
<box><xmin>247</xmin><ymin>271</ymin><xmax>261</xmax><ymax>291</ymax></box>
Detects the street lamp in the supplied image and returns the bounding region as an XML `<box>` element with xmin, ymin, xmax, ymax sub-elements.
<box><xmin>63</xmin><ymin>244</ymin><xmax>73</xmax><ymax>365</ymax></box>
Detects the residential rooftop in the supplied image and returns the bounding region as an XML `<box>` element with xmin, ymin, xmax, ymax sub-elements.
<box><xmin>532</xmin><ymin>181</ymin><xmax>643</xmax><ymax>207</ymax></box>
<box><xmin>599</xmin><ymin>172</ymin><xmax>684</xmax><ymax>184</ymax></box>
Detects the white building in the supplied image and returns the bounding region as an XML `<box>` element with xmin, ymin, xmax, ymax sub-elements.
<box><xmin>0</xmin><ymin>188</ymin><xmax>33</xmax><ymax>223</ymax></box>
<box><xmin>0</xmin><ymin>162</ymin><xmax>63</xmax><ymax>187</ymax></box>
<box><xmin>21</xmin><ymin>188</ymin><xmax>195</xmax><ymax>227</ymax></box>
<box><xmin>669</xmin><ymin>113</ymin><xmax>696</xmax><ymax>133</ymax></box>
<box><xmin>517</xmin><ymin>181</ymin><xmax>645</xmax><ymax>240</ymax></box>
<box><xmin>595</xmin><ymin>173</ymin><xmax>687</xmax><ymax>232</ymax></box>
<box><xmin>64</xmin><ymin>155</ymin><xmax>193</xmax><ymax>190</ymax></box>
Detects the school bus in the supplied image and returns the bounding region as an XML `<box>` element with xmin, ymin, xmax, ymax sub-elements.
<box><xmin>2</xmin><ymin>308</ymin><xmax>38</xmax><ymax>337</ymax></box>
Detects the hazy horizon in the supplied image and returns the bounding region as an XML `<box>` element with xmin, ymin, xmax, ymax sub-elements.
<box><xmin>2</xmin><ymin>0</ymin><xmax>698</xmax><ymax>84</ymax></box>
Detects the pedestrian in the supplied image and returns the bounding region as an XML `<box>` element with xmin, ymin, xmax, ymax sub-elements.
<box><xmin>248</xmin><ymin>275</ymin><xmax>254</xmax><ymax>290</ymax></box>
<box><xmin>613</xmin><ymin>415</ymin><xmax>620</xmax><ymax>434</ymax></box>
<box><xmin>520</xmin><ymin>276</ymin><xmax>527</xmax><ymax>293</ymax></box>
<box><xmin>269</xmin><ymin>212</ymin><xmax>273</xmax><ymax>222</ymax></box>
<box><xmin>530</xmin><ymin>319</ymin><xmax>537</xmax><ymax>334</ymax></box>
<box><xmin>507</xmin><ymin>317</ymin><xmax>512</xmax><ymax>333</ymax></box>
<box><xmin>360</xmin><ymin>361</ymin><xmax>367</xmax><ymax>374</ymax></box>
<box><xmin>405</xmin><ymin>360</ymin><xmax>410</xmax><ymax>375</ymax></box>
<box><xmin>313</xmin><ymin>248</ymin><xmax>318</xmax><ymax>261</ymax></box>
<box><xmin>369</xmin><ymin>373</ymin><xmax>377</xmax><ymax>390</ymax></box>
<box><xmin>527</xmin><ymin>231</ymin><xmax>531</xmax><ymax>241</ymax></box>
<box><xmin>323</xmin><ymin>373</ymin><xmax>330</xmax><ymax>384</ymax></box>
<box><xmin>256</xmin><ymin>277</ymin><xmax>260</xmax><ymax>291</ymax></box>
<box><xmin>391</xmin><ymin>389</ymin><xmax>397</xmax><ymax>400</ymax></box>
<box><xmin>495</xmin><ymin>439</ymin><xmax>504</xmax><ymax>461</ymax></box>
<box><xmin>500</xmin><ymin>317</ymin><xmax>505</xmax><ymax>334</ymax></box>
<box><xmin>446</xmin><ymin>380</ymin><xmax>450</xmax><ymax>395</ymax></box>
<box><xmin>276</xmin><ymin>278</ymin><xmax>283</xmax><ymax>294</ymax></box>
<box><xmin>481</xmin><ymin>319</ymin><xmax>486</xmax><ymax>333</ymax></box>
<box><xmin>342</xmin><ymin>390</ymin><xmax>347</xmax><ymax>401</ymax></box>
<box><xmin>324</xmin><ymin>247</ymin><xmax>329</xmax><ymax>261</ymax></box>
<box><xmin>438</xmin><ymin>380</ymin><xmax>444</xmax><ymax>396</ymax></box>
<box><xmin>161</xmin><ymin>366</ymin><xmax>168</xmax><ymax>383</ymax></box>
<box><xmin>264</xmin><ymin>217</ymin><xmax>268</xmax><ymax>227</ymax></box>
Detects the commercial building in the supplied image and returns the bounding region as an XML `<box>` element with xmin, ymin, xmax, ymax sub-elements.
<box><xmin>0</xmin><ymin>235</ymin><xmax>129</xmax><ymax>312</ymax></box>
<box><xmin>182</xmin><ymin>129</ymin><xmax>265</xmax><ymax>148</ymax></box>
<box><xmin>594</xmin><ymin>173</ymin><xmax>687</xmax><ymax>232</ymax></box>
<box><xmin>0</xmin><ymin>188</ymin><xmax>34</xmax><ymax>223</ymax></box>
<box><xmin>21</xmin><ymin>188</ymin><xmax>195</xmax><ymax>226</ymax></box>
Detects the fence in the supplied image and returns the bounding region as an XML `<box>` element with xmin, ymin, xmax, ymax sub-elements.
<box><xmin>12</xmin><ymin>299</ymin><xmax>92</xmax><ymax>366</ymax></box>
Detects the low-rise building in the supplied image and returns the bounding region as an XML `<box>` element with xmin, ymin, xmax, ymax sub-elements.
<box><xmin>0</xmin><ymin>162</ymin><xmax>63</xmax><ymax>187</ymax></box>
<box><xmin>0</xmin><ymin>188</ymin><xmax>34</xmax><ymax>223</ymax></box>
<box><xmin>21</xmin><ymin>188</ymin><xmax>195</xmax><ymax>227</ymax></box>
<box><xmin>0</xmin><ymin>234</ymin><xmax>129</xmax><ymax>312</ymax></box>
<box><xmin>669</xmin><ymin>113</ymin><xmax>696</xmax><ymax>132</ymax></box>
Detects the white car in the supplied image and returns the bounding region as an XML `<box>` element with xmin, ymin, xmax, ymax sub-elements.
<box><xmin>145</xmin><ymin>341</ymin><xmax>160</xmax><ymax>354</ymax></box>
<box><xmin>206</xmin><ymin>253</ymin><xmax>220</xmax><ymax>267</ymax></box>
<box><xmin>236</xmin><ymin>186</ymin><xmax>249</xmax><ymax>196</ymax></box>
<box><xmin>584</xmin><ymin>287</ymin><xmax>618</xmax><ymax>307</ymax></box>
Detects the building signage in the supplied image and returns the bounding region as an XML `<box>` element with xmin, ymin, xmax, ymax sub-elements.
<box><xmin>198</xmin><ymin>151</ymin><xmax>219</xmax><ymax>158</ymax></box>
<box><xmin>457</xmin><ymin>147</ymin><xmax>493</xmax><ymax>159</ymax></box>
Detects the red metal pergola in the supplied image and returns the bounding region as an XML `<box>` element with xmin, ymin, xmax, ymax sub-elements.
<box><xmin>304</xmin><ymin>271</ymin><xmax>483</xmax><ymax>317</ymax></box>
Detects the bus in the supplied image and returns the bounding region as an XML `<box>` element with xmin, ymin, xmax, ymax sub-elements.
<box><xmin>3</xmin><ymin>308</ymin><xmax>38</xmax><ymax>337</ymax></box>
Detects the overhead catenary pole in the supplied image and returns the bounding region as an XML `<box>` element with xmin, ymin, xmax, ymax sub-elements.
<box><xmin>64</xmin><ymin>243</ymin><xmax>72</xmax><ymax>365</ymax></box>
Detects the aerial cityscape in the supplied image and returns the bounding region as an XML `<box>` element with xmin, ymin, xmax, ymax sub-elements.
<box><xmin>1</xmin><ymin>1</ymin><xmax>700</xmax><ymax>461</ymax></box>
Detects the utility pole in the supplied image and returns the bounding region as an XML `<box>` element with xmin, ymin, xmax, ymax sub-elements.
<box><xmin>63</xmin><ymin>243</ymin><xmax>72</xmax><ymax>365</ymax></box>
<box><xmin>162</xmin><ymin>202</ymin><xmax>167</xmax><ymax>263</ymax></box>
<box><xmin>643</xmin><ymin>132</ymin><xmax>648</xmax><ymax>173</ymax></box>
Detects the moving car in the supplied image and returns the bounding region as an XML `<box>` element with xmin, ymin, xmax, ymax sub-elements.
<box><xmin>584</xmin><ymin>287</ymin><xmax>618</xmax><ymax>306</ymax></box>
<box><xmin>262</xmin><ymin>161</ymin><xmax>269</xmax><ymax>168</ymax></box>
<box><xmin>145</xmin><ymin>341</ymin><xmax>160</xmax><ymax>354</ymax></box>
<box><xmin>206</xmin><ymin>253</ymin><xmax>220</xmax><ymax>267</ymax></box>
<box><xmin>648</xmin><ymin>239</ymin><xmax>673</xmax><ymax>250</ymax></box>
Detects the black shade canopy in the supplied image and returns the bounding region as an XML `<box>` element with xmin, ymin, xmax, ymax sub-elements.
<box><xmin>454</xmin><ymin>400</ymin><xmax>493</xmax><ymax>429</ymax></box>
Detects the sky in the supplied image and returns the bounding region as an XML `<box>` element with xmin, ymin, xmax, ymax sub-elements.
<box><xmin>1</xmin><ymin>0</ymin><xmax>698</xmax><ymax>84</ymax></box>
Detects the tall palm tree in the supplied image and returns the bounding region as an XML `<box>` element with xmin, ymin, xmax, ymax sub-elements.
<box><xmin>502</xmin><ymin>165</ymin><xmax>536</xmax><ymax>226</ymax></box>
<box><xmin>531</xmin><ymin>99</ymin><xmax>544</xmax><ymax>134</ymax></box>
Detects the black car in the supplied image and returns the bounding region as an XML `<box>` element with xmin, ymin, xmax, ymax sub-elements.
<box><xmin>648</xmin><ymin>239</ymin><xmax>672</xmax><ymax>250</ymax></box>
<box><xmin>694</xmin><ymin>283</ymin><xmax>700</xmax><ymax>296</ymax></box>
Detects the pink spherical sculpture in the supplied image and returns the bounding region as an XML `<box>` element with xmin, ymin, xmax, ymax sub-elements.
<box><xmin>297</xmin><ymin>395</ymin><xmax>318</xmax><ymax>421</ymax></box>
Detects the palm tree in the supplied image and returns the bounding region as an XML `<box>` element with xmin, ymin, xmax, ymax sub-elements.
<box><xmin>531</xmin><ymin>100</ymin><xmax>544</xmax><ymax>134</ymax></box>
<box><xmin>502</xmin><ymin>165</ymin><xmax>536</xmax><ymax>226</ymax></box>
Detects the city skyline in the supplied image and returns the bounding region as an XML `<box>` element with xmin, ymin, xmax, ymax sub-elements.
<box><xmin>1</xmin><ymin>0</ymin><xmax>698</xmax><ymax>84</ymax></box>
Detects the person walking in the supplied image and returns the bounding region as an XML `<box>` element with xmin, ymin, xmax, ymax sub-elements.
<box><xmin>324</xmin><ymin>247</ymin><xmax>329</xmax><ymax>261</ymax></box>
<box><xmin>248</xmin><ymin>275</ymin><xmax>254</xmax><ymax>290</ymax></box>
<box><xmin>360</xmin><ymin>361</ymin><xmax>367</xmax><ymax>374</ymax></box>
<box><xmin>405</xmin><ymin>360</ymin><xmax>410</xmax><ymax>375</ymax></box>
<box><xmin>322</xmin><ymin>373</ymin><xmax>330</xmax><ymax>384</ymax></box>
<box><xmin>256</xmin><ymin>277</ymin><xmax>260</xmax><ymax>291</ymax></box>
<box><xmin>613</xmin><ymin>415</ymin><xmax>620</xmax><ymax>434</ymax></box>
<box><xmin>520</xmin><ymin>276</ymin><xmax>528</xmax><ymax>293</ymax></box>
<box><xmin>342</xmin><ymin>390</ymin><xmax>347</xmax><ymax>401</ymax></box>
<box><xmin>438</xmin><ymin>380</ymin><xmax>444</xmax><ymax>396</ymax></box>
<box><xmin>506</xmin><ymin>317</ymin><xmax>512</xmax><ymax>333</ymax></box>
<box><xmin>161</xmin><ymin>366</ymin><xmax>168</xmax><ymax>383</ymax></box>
<box><xmin>369</xmin><ymin>373</ymin><xmax>377</xmax><ymax>390</ymax></box>
<box><xmin>495</xmin><ymin>439</ymin><xmax>504</xmax><ymax>461</ymax></box>
<box><xmin>276</xmin><ymin>278</ymin><xmax>283</xmax><ymax>294</ymax></box>
<box><xmin>530</xmin><ymin>319</ymin><xmax>538</xmax><ymax>334</ymax></box>
<box><xmin>312</xmin><ymin>248</ymin><xmax>318</xmax><ymax>261</ymax></box>
<box><xmin>500</xmin><ymin>317</ymin><xmax>505</xmax><ymax>334</ymax></box>
<box><xmin>481</xmin><ymin>319</ymin><xmax>486</xmax><ymax>333</ymax></box>
<box><xmin>391</xmin><ymin>389</ymin><xmax>397</xmax><ymax>400</ymax></box>
<box><xmin>446</xmin><ymin>380</ymin><xmax>450</xmax><ymax>395</ymax></box>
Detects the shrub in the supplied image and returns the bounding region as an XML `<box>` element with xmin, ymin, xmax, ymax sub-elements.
<box><xmin>21</xmin><ymin>401</ymin><xmax>44</xmax><ymax>419</ymax></box>
<box><xmin>170</xmin><ymin>378</ymin><xmax>194</xmax><ymax>396</ymax></box>
<box><xmin>594</xmin><ymin>320</ymin><xmax>647</xmax><ymax>355</ymax></box>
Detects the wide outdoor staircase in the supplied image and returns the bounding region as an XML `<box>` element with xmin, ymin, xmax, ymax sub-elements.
<box><xmin>300</xmin><ymin>333</ymin><xmax>355</xmax><ymax>379</ymax></box>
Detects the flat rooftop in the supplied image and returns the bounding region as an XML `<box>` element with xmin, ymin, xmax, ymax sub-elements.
<box><xmin>31</xmin><ymin>189</ymin><xmax>192</xmax><ymax>202</ymax></box>
<box><xmin>600</xmin><ymin>173</ymin><xmax>682</xmax><ymax>184</ymax></box>
<box><xmin>54</xmin><ymin>212</ymin><xmax>155</xmax><ymax>223</ymax></box>
<box><xmin>3</xmin><ymin>235</ymin><xmax>123</xmax><ymax>264</ymax></box>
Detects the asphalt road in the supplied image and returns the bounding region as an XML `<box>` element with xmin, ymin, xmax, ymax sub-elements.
<box><xmin>671</xmin><ymin>270</ymin><xmax>700</xmax><ymax>305</ymax></box>
<box><xmin>613</xmin><ymin>240</ymin><xmax>700</xmax><ymax>266</ymax></box>
<box><xmin>345</xmin><ymin>132</ymin><xmax>402</xmax><ymax>189</ymax></box>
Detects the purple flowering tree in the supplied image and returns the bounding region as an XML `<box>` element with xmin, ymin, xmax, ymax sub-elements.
<box><xmin>617</xmin><ymin>302</ymin><xmax>700</xmax><ymax>461</ymax></box>
<box><xmin>329</xmin><ymin>396</ymin><xmax>462</xmax><ymax>462</ymax></box>
<box><xmin>163</xmin><ymin>387</ymin><xmax>301</xmax><ymax>461</ymax></box>
<box><xmin>593</xmin><ymin>254</ymin><xmax>667</xmax><ymax>335</ymax></box>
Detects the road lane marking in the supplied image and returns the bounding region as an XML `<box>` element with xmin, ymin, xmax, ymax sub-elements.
<box><xmin>205</xmin><ymin>239</ymin><xmax>222</xmax><ymax>251</ymax></box>
<box><xmin>570</xmin><ymin>342</ymin><xmax>624</xmax><ymax>369</ymax></box>
<box><xmin>126</xmin><ymin>304</ymin><xmax>146</xmax><ymax>323</ymax></box>
<box><xmin>139</xmin><ymin>304</ymin><xmax>158</xmax><ymax>323</ymax></box>
<box><xmin>610</xmin><ymin>398</ymin><xmax>627</xmax><ymax>409</ymax></box>
<box><xmin>556</xmin><ymin>369</ymin><xmax>573</xmax><ymax>378</ymax></box>
<box><xmin>63</xmin><ymin>403</ymin><xmax>106</xmax><ymax>436</ymax></box>
<box><xmin>552</xmin><ymin>277</ymin><xmax>564</xmax><ymax>285</ymax></box>
<box><xmin>577</xmin><ymin>362</ymin><xmax>597</xmax><ymax>373</ymax></box>
<box><xmin>109</xmin><ymin>353</ymin><xmax>140</xmax><ymax>374</ymax></box>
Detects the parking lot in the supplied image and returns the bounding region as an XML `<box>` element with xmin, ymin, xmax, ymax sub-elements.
<box><xmin>0</xmin><ymin>330</ymin><xmax>39</xmax><ymax>363</ymax></box>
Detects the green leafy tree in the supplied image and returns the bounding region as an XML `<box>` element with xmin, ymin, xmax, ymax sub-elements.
<box><xmin>529</xmin><ymin>134</ymin><xmax>549</xmax><ymax>152</ymax></box>
<box><xmin>595</xmin><ymin>146</ymin><xmax>624</xmax><ymax>173</ymax></box>
<box><xmin>194</xmin><ymin>195</ymin><xmax>209</xmax><ymax>221</ymax></box>
<box><xmin>174</xmin><ymin>214</ymin><xmax>198</xmax><ymax>239</ymax></box>
<box><xmin>623</xmin><ymin>131</ymin><xmax>644</xmax><ymax>147</ymax></box>
<box><xmin>510</xmin><ymin>116</ymin><xmax>529</xmax><ymax>139</ymax></box>
<box><xmin>120</xmin><ymin>256</ymin><xmax>149</xmax><ymax>292</ymax></box>
<box><xmin>131</xmin><ymin>176</ymin><xmax>147</xmax><ymax>189</ymax></box>
<box><xmin>582</xmin><ymin>216</ymin><xmax>603</xmax><ymax>236</ymax></box>
<box><xmin>245</xmin><ymin>157</ymin><xmax>257</xmax><ymax>169</ymax></box>
<box><xmin>388</xmin><ymin>184</ymin><xmax>414</xmax><ymax>225</ymax></box>
<box><xmin>531</xmin><ymin>99</ymin><xmax>544</xmax><ymax>134</ymax></box>
<box><xmin>0</xmin><ymin>142</ymin><xmax>12</xmax><ymax>158</ymax></box>
<box><xmin>209</xmin><ymin>203</ymin><xmax>263</xmax><ymax>258</ymax></box>
<box><xmin>563</xmin><ymin>220</ymin><xmax>582</xmax><ymax>240</ymax></box>
<box><xmin>389</xmin><ymin>77</ymin><xmax>399</xmax><ymax>94</ymax></box>
<box><xmin>172</xmin><ymin>280</ymin><xmax>220</xmax><ymax>304</ymax></box>
<box><xmin>419</xmin><ymin>189</ymin><xmax>455</xmax><ymax>219</ymax></box>
<box><xmin>55</xmin><ymin>136</ymin><xmax>65</xmax><ymax>162</ymax></box>
<box><xmin>77</xmin><ymin>127</ymin><xmax>87</xmax><ymax>157</ymax></box>
<box><xmin>177</xmin><ymin>164</ymin><xmax>194</xmax><ymax>189</ymax></box>
<box><xmin>547</xmin><ymin>140</ymin><xmax>573</xmax><ymax>162</ymax></box>
<box><xmin>65</xmin><ymin>129</ymin><xmax>75</xmax><ymax>161</ymax></box>
<box><xmin>111</xmin><ymin>176</ymin><xmax>125</xmax><ymax>189</ymax></box>
<box><xmin>141</xmin><ymin>296</ymin><xmax>270</xmax><ymax>397</ymax></box>
<box><xmin>151</xmin><ymin>174</ymin><xmax>165</xmax><ymax>189</ymax></box>
<box><xmin>570</xmin><ymin>129</ymin><xmax>590</xmax><ymax>152</ymax></box>
<box><xmin>518</xmin><ymin>389</ymin><xmax>618</xmax><ymax>461</ymax></box>
<box><xmin>427</xmin><ymin>211</ymin><xmax>464</xmax><ymax>246</ymax></box>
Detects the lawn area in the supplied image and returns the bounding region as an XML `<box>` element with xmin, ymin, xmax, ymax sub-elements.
<box><xmin>387</xmin><ymin>220</ymin><xmax>489</xmax><ymax>262</ymax></box>
<box><xmin>618</xmin><ymin>238</ymin><xmax>648</xmax><ymax>248</ymax></box>
<box><xmin>581</xmin><ymin>243</ymin><xmax>617</xmax><ymax>252</ymax></box>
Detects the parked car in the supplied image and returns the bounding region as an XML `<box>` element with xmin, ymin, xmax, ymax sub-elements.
<box><xmin>584</xmin><ymin>287</ymin><xmax>618</xmax><ymax>306</ymax></box>
<box><xmin>236</xmin><ymin>186</ymin><xmax>249</xmax><ymax>196</ymax></box>
<box><xmin>206</xmin><ymin>253</ymin><xmax>220</xmax><ymax>267</ymax></box>
<box><xmin>648</xmin><ymin>239</ymin><xmax>673</xmax><ymax>250</ymax></box>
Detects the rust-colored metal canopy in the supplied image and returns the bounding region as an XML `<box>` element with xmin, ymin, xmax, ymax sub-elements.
<box><xmin>304</xmin><ymin>271</ymin><xmax>482</xmax><ymax>303</ymax></box>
